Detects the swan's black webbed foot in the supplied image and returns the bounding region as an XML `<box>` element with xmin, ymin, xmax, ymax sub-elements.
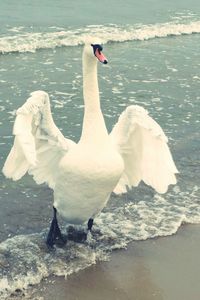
<box><xmin>66</xmin><ymin>218</ymin><xmax>94</xmax><ymax>243</ymax></box>
<box><xmin>67</xmin><ymin>226</ymin><xmax>87</xmax><ymax>243</ymax></box>
<box><xmin>87</xmin><ymin>218</ymin><xmax>94</xmax><ymax>232</ymax></box>
<box><xmin>46</xmin><ymin>207</ymin><xmax>67</xmax><ymax>248</ymax></box>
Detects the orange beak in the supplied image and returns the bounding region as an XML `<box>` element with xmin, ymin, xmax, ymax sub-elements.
<box><xmin>95</xmin><ymin>49</ymin><xmax>108</xmax><ymax>64</ymax></box>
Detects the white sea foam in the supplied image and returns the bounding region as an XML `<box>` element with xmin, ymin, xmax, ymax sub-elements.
<box><xmin>0</xmin><ymin>21</ymin><xmax>200</xmax><ymax>54</ymax></box>
<box><xmin>0</xmin><ymin>183</ymin><xmax>199</xmax><ymax>299</ymax></box>
<box><xmin>0</xmin><ymin>232</ymin><xmax>109</xmax><ymax>299</ymax></box>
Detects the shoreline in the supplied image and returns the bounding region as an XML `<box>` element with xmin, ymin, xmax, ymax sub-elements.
<box><xmin>32</xmin><ymin>224</ymin><xmax>200</xmax><ymax>300</ymax></box>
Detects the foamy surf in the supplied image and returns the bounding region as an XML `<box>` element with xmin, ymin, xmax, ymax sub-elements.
<box><xmin>0</xmin><ymin>184</ymin><xmax>199</xmax><ymax>299</ymax></box>
<box><xmin>0</xmin><ymin>20</ymin><xmax>200</xmax><ymax>54</ymax></box>
<box><xmin>0</xmin><ymin>233</ymin><xmax>106</xmax><ymax>299</ymax></box>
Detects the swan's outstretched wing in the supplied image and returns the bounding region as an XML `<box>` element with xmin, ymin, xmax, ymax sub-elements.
<box><xmin>110</xmin><ymin>105</ymin><xmax>178</xmax><ymax>194</ymax></box>
<box><xmin>2</xmin><ymin>91</ymin><xmax>75</xmax><ymax>188</ymax></box>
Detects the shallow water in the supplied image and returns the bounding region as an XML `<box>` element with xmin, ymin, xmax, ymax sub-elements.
<box><xmin>0</xmin><ymin>1</ymin><xmax>200</xmax><ymax>298</ymax></box>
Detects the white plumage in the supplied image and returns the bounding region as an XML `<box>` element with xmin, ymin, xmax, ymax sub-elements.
<box><xmin>2</xmin><ymin>42</ymin><xmax>178</xmax><ymax>242</ymax></box>
<box><xmin>111</xmin><ymin>105</ymin><xmax>178</xmax><ymax>194</ymax></box>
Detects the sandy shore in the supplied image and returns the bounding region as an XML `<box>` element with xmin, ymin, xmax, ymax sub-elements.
<box><xmin>31</xmin><ymin>224</ymin><xmax>200</xmax><ymax>300</ymax></box>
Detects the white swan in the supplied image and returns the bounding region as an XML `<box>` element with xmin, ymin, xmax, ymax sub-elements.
<box><xmin>2</xmin><ymin>42</ymin><xmax>178</xmax><ymax>246</ymax></box>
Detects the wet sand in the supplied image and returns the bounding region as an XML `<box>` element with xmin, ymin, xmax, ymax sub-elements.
<box><xmin>33</xmin><ymin>224</ymin><xmax>200</xmax><ymax>300</ymax></box>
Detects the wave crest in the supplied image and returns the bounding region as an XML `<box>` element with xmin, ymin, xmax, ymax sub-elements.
<box><xmin>0</xmin><ymin>21</ymin><xmax>200</xmax><ymax>54</ymax></box>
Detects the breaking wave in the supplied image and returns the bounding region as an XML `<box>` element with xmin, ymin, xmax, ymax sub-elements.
<box><xmin>0</xmin><ymin>20</ymin><xmax>200</xmax><ymax>54</ymax></box>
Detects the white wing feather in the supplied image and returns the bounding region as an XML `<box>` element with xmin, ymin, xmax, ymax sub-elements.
<box><xmin>2</xmin><ymin>91</ymin><xmax>75</xmax><ymax>188</ymax></box>
<box><xmin>110</xmin><ymin>105</ymin><xmax>178</xmax><ymax>194</ymax></box>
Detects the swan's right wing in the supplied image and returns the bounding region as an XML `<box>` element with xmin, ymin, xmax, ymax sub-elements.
<box><xmin>2</xmin><ymin>91</ymin><xmax>75</xmax><ymax>189</ymax></box>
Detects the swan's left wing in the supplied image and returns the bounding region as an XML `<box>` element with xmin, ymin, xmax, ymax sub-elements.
<box><xmin>3</xmin><ymin>91</ymin><xmax>75</xmax><ymax>189</ymax></box>
<box><xmin>110</xmin><ymin>105</ymin><xmax>178</xmax><ymax>194</ymax></box>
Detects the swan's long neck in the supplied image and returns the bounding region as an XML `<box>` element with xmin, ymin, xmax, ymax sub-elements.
<box><xmin>80</xmin><ymin>51</ymin><xmax>108</xmax><ymax>145</ymax></box>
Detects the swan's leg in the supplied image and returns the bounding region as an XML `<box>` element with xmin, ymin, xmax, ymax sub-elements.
<box><xmin>46</xmin><ymin>207</ymin><xmax>67</xmax><ymax>248</ymax></box>
<box><xmin>87</xmin><ymin>218</ymin><xmax>94</xmax><ymax>231</ymax></box>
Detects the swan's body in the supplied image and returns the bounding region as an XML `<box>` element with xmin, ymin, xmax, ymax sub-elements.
<box><xmin>2</xmin><ymin>42</ymin><xmax>178</xmax><ymax>246</ymax></box>
<box><xmin>54</xmin><ymin>143</ymin><xmax>123</xmax><ymax>224</ymax></box>
<box><xmin>54</xmin><ymin>44</ymin><xmax>123</xmax><ymax>224</ymax></box>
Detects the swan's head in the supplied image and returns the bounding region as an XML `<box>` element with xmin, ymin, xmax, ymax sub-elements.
<box><xmin>91</xmin><ymin>44</ymin><xmax>108</xmax><ymax>64</ymax></box>
<box><xmin>84</xmin><ymin>43</ymin><xmax>108</xmax><ymax>64</ymax></box>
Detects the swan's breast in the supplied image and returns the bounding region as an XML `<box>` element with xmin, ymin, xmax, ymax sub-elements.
<box><xmin>53</xmin><ymin>146</ymin><xmax>124</xmax><ymax>223</ymax></box>
<box><xmin>59</xmin><ymin>146</ymin><xmax>123</xmax><ymax>185</ymax></box>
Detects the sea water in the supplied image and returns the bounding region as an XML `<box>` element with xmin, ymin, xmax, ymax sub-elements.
<box><xmin>0</xmin><ymin>0</ymin><xmax>200</xmax><ymax>298</ymax></box>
